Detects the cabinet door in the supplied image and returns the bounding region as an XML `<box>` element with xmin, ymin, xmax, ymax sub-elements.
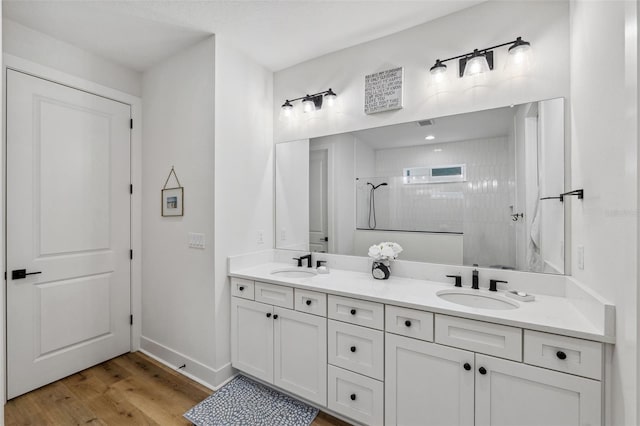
<box><xmin>231</xmin><ymin>298</ymin><xmax>274</xmax><ymax>383</ymax></box>
<box><xmin>385</xmin><ymin>333</ymin><xmax>475</xmax><ymax>426</ymax></box>
<box><xmin>475</xmin><ymin>354</ymin><xmax>601</xmax><ymax>426</ymax></box>
<box><xmin>273</xmin><ymin>307</ymin><xmax>327</xmax><ymax>406</ymax></box>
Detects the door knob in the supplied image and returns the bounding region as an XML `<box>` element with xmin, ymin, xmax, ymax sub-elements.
<box><xmin>405</xmin><ymin>320</ymin><xmax>412</xmax><ymax>327</ymax></box>
<box><xmin>479</xmin><ymin>367</ymin><xmax>487</xmax><ymax>375</ymax></box>
<box><xmin>306</xmin><ymin>300</ymin><xmax>312</xmax><ymax>306</ymax></box>
<box><xmin>350</xmin><ymin>346</ymin><xmax>356</xmax><ymax>353</ymax></box>
<box><xmin>556</xmin><ymin>351</ymin><xmax>567</xmax><ymax>360</ymax></box>
<box><xmin>464</xmin><ymin>363</ymin><xmax>471</xmax><ymax>371</ymax></box>
<box><xmin>350</xmin><ymin>309</ymin><xmax>357</xmax><ymax>315</ymax></box>
<box><xmin>11</xmin><ymin>269</ymin><xmax>42</xmax><ymax>280</ymax></box>
<box><xmin>350</xmin><ymin>393</ymin><xmax>356</xmax><ymax>401</ymax></box>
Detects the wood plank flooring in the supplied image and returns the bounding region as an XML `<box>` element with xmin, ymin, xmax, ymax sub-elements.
<box><xmin>5</xmin><ymin>352</ymin><xmax>350</xmax><ymax>426</ymax></box>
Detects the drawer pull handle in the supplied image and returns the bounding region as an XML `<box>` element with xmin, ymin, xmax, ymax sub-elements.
<box><xmin>350</xmin><ymin>346</ymin><xmax>356</xmax><ymax>353</ymax></box>
<box><xmin>350</xmin><ymin>393</ymin><xmax>357</xmax><ymax>401</ymax></box>
<box><xmin>479</xmin><ymin>367</ymin><xmax>487</xmax><ymax>375</ymax></box>
<box><xmin>404</xmin><ymin>320</ymin><xmax>412</xmax><ymax>327</ymax></box>
<box><xmin>266</xmin><ymin>313</ymin><xmax>271</xmax><ymax>318</ymax></box>
<box><xmin>350</xmin><ymin>308</ymin><xmax>357</xmax><ymax>315</ymax></box>
<box><xmin>556</xmin><ymin>351</ymin><xmax>567</xmax><ymax>360</ymax></box>
<box><xmin>273</xmin><ymin>314</ymin><xmax>278</xmax><ymax>320</ymax></box>
<box><xmin>306</xmin><ymin>300</ymin><xmax>312</xmax><ymax>306</ymax></box>
<box><xmin>464</xmin><ymin>363</ymin><xmax>471</xmax><ymax>371</ymax></box>
<box><xmin>239</xmin><ymin>286</ymin><xmax>245</xmax><ymax>291</ymax></box>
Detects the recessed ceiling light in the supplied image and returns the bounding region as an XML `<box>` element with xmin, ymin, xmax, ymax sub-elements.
<box><xmin>425</xmin><ymin>135</ymin><xmax>435</xmax><ymax>140</ymax></box>
<box><xmin>434</xmin><ymin>148</ymin><xmax>443</xmax><ymax>152</ymax></box>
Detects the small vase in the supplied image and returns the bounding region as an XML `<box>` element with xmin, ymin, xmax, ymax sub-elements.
<box><xmin>372</xmin><ymin>261</ymin><xmax>391</xmax><ymax>280</ymax></box>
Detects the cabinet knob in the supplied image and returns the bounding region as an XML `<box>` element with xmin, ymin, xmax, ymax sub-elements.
<box><xmin>405</xmin><ymin>320</ymin><xmax>412</xmax><ymax>327</ymax></box>
<box><xmin>266</xmin><ymin>313</ymin><xmax>271</xmax><ymax>318</ymax></box>
<box><xmin>350</xmin><ymin>346</ymin><xmax>356</xmax><ymax>353</ymax></box>
<box><xmin>273</xmin><ymin>314</ymin><xmax>278</xmax><ymax>320</ymax></box>
<box><xmin>350</xmin><ymin>308</ymin><xmax>357</xmax><ymax>315</ymax></box>
<box><xmin>556</xmin><ymin>351</ymin><xmax>567</xmax><ymax>360</ymax></box>
<box><xmin>306</xmin><ymin>300</ymin><xmax>312</xmax><ymax>306</ymax></box>
<box><xmin>479</xmin><ymin>367</ymin><xmax>487</xmax><ymax>375</ymax></box>
<box><xmin>464</xmin><ymin>363</ymin><xmax>471</xmax><ymax>371</ymax></box>
<box><xmin>239</xmin><ymin>286</ymin><xmax>245</xmax><ymax>291</ymax></box>
<box><xmin>350</xmin><ymin>393</ymin><xmax>356</xmax><ymax>401</ymax></box>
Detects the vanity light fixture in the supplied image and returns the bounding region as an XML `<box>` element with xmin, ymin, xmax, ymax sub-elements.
<box><xmin>281</xmin><ymin>88</ymin><xmax>338</xmax><ymax>115</ymax></box>
<box><xmin>429</xmin><ymin>36</ymin><xmax>532</xmax><ymax>79</ymax></box>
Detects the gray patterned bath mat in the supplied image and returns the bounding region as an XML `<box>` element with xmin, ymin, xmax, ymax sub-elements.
<box><xmin>184</xmin><ymin>375</ymin><xmax>319</xmax><ymax>426</ymax></box>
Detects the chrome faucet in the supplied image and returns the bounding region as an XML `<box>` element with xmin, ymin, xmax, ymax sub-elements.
<box><xmin>293</xmin><ymin>254</ymin><xmax>312</xmax><ymax>268</ymax></box>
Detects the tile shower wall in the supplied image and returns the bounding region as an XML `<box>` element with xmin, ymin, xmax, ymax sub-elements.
<box><xmin>357</xmin><ymin>137</ymin><xmax>515</xmax><ymax>268</ymax></box>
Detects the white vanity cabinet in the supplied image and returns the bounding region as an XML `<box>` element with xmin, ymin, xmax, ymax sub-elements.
<box><xmin>385</xmin><ymin>333</ymin><xmax>475</xmax><ymax>426</ymax></box>
<box><xmin>475</xmin><ymin>354</ymin><xmax>601</xmax><ymax>426</ymax></box>
<box><xmin>231</xmin><ymin>286</ymin><xmax>327</xmax><ymax>406</ymax></box>
<box><xmin>229</xmin><ymin>275</ymin><xmax>608</xmax><ymax>426</ymax></box>
<box><xmin>385</xmin><ymin>311</ymin><xmax>603</xmax><ymax>426</ymax></box>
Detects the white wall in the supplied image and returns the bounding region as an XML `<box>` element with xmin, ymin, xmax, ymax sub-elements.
<box><xmin>140</xmin><ymin>36</ymin><xmax>217</xmax><ymax>384</ymax></box>
<box><xmin>2</xmin><ymin>19</ymin><xmax>141</xmax><ymax>97</ymax></box>
<box><xmin>570</xmin><ymin>1</ymin><xmax>637</xmax><ymax>424</ymax></box>
<box><xmin>274</xmin><ymin>0</ymin><xmax>569</xmax><ymax>143</ymax></box>
<box><xmin>539</xmin><ymin>98</ymin><xmax>565</xmax><ymax>273</ymax></box>
<box><xmin>213</xmin><ymin>37</ymin><xmax>274</xmax><ymax>379</ymax></box>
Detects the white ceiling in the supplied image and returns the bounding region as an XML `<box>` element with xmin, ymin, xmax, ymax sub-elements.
<box><xmin>3</xmin><ymin>0</ymin><xmax>483</xmax><ymax>72</ymax></box>
<box><xmin>353</xmin><ymin>105</ymin><xmax>517</xmax><ymax>150</ymax></box>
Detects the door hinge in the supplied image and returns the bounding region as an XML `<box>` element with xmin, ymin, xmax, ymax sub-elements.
<box><xmin>130</xmin><ymin>184</ymin><xmax>133</xmax><ymax>194</ymax></box>
<box><xmin>129</xmin><ymin>249</ymin><xmax>133</xmax><ymax>260</ymax></box>
<box><xmin>4</xmin><ymin>271</ymin><xmax>5</xmax><ymax>280</ymax></box>
<box><xmin>130</xmin><ymin>314</ymin><xmax>133</xmax><ymax>325</ymax></box>
<box><xmin>130</xmin><ymin>118</ymin><xmax>133</xmax><ymax>129</ymax></box>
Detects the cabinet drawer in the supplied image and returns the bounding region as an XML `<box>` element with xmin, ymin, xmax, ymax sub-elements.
<box><xmin>328</xmin><ymin>295</ymin><xmax>384</xmax><ymax>330</ymax></box>
<box><xmin>328</xmin><ymin>365</ymin><xmax>383</xmax><ymax>426</ymax></box>
<box><xmin>231</xmin><ymin>278</ymin><xmax>254</xmax><ymax>300</ymax></box>
<box><xmin>254</xmin><ymin>282</ymin><xmax>293</xmax><ymax>309</ymax></box>
<box><xmin>435</xmin><ymin>315</ymin><xmax>522</xmax><ymax>361</ymax></box>
<box><xmin>294</xmin><ymin>288</ymin><xmax>326</xmax><ymax>317</ymax></box>
<box><xmin>328</xmin><ymin>320</ymin><xmax>384</xmax><ymax>380</ymax></box>
<box><xmin>524</xmin><ymin>330</ymin><xmax>603</xmax><ymax>380</ymax></box>
<box><xmin>385</xmin><ymin>305</ymin><xmax>434</xmax><ymax>342</ymax></box>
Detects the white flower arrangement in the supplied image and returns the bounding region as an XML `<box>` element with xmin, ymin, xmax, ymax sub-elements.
<box><xmin>368</xmin><ymin>242</ymin><xmax>403</xmax><ymax>264</ymax></box>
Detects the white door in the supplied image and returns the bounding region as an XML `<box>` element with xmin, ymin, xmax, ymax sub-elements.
<box><xmin>309</xmin><ymin>149</ymin><xmax>328</xmax><ymax>252</ymax></box>
<box><xmin>475</xmin><ymin>354</ymin><xmax>601</xmax><ymax>426</ymax></box>
<box><xmin>7</xmin><ymin>70</ymin><xmax>132</xmax><ymax>398</ymax></box>
<box><xmin>273</xmin><ymin>307</ymin><xmax>327</xmax><ymax>405</ymax></box>
<box><xmin>231</xmin><ymin>298</ymin><xmax>274</xmax><ymax>383</ymax></box>
<box><xmin>385</xmin><ymin>333</ymin><xmax>475</xmax><ymax>426</ymax></box>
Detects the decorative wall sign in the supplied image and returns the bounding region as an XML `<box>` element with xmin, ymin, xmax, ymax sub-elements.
<box><xmin>364</xmin><ymin>67</ymin><xmax>404</xmax><ymax>114</ymax></box>
<box><xmin>161</xmin><ymin>166</ymin><xmax>184</xmax><ymax>217</ymax></box>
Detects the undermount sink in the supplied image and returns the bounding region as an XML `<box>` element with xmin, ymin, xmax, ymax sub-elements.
<box><xmin>270</xmin><ymin>267</ymin><xmax>318</xmax><ymax>278</ymax></box>
<box><xmin>437</xmin><ymin>289</ymin><xmax>519</xmax><ymax>310</ymax></box>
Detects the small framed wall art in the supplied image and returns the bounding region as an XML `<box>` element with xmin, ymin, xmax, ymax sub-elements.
<box><xmin>161</xmin><ymin>166</ymin><xmax>184</xmax><ymax>217</ymax></box>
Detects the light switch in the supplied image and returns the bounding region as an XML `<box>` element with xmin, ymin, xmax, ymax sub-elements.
<box><xmin>577</xmin><ymin>245</ymin><xmax>584</xmax><ymax>270</ymax></box>
<box><xmin>189</xmin><ymin>233</ymin><xmax>205</xmax><ymax>249</ymax></box>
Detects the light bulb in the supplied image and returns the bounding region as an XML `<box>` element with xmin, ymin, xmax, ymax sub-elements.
<box><xmin>324</xmin><ymin>89</ymin><xmax>337</xmax><ymax>108</ymax></box>
<box><xmin>506</xmin><ymin>37</ymin><xmax>532</xmax><ymax>73</ymax></box>
<box><xmin>301</xmin><ymin>95</ymin><xmax>315</xmax><ymax>113</ymax></box>
<box><xmin>463</xmin><ymin>50</ymin><xmax>490</xmax><ymax>77</ymax></box>
<box><xmin>281</xmin><ymin>100</ymin><xmax>293</xmax><ymax>118</ymax></box>
<box><xmin>429</xmin><ymin>60</ymin><xmax>447</xmax><ymax>84</ymax></box>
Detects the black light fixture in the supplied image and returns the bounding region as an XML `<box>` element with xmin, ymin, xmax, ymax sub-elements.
<box><xmin>429</xmin><ymin>36</ymin><xmax>532</xmax><ymax>79</ymax></box>
<box><xmin>281</xmin><ymin>88</ymin><xmax>338</xmax><ymax>115</ymax></box>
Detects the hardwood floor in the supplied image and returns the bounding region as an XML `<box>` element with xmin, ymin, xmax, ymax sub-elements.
<box><xmin>5</xmin><ymin>352</ymin><xmax>350</xmax><ymax>426</ymax></box>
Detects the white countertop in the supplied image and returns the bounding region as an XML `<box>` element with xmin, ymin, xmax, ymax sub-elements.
<box><xmin>230</xmin><ymin>262</ymin><xmax>614</xmax><ymax>343</ymax></box>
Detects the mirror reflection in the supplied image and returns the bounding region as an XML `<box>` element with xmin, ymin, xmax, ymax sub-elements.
<box><xmin>275</xmin><ymin>98</ymin><xmax>565</xmax><ymax>274</ymax></box>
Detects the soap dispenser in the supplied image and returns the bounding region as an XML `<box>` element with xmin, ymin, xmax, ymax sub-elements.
<box><xmin>472</xmin><ymin>266</ymin><xmax>479</xmax><ymax>290</ymax></box>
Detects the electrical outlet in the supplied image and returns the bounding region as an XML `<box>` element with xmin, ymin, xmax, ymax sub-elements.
<box><xmin>257</xmin><ymin>230</ymin><xmax>264</xmax><ymax>245</ymax></box>
<box><xmin>577</xmin><ymin>245</ymin><xmax>584</xmax><ymax>270</ymax></box>
<box><xmin>188</xmin><ymin>232</ymin><xmax>205</xmax><ymax>249</ymax></box>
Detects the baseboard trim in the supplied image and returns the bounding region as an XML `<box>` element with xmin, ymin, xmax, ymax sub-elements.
<box><xmin>139</xmin><ymin>336</ymin><xmax>234</xmax><ymax>391</ymax></box>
